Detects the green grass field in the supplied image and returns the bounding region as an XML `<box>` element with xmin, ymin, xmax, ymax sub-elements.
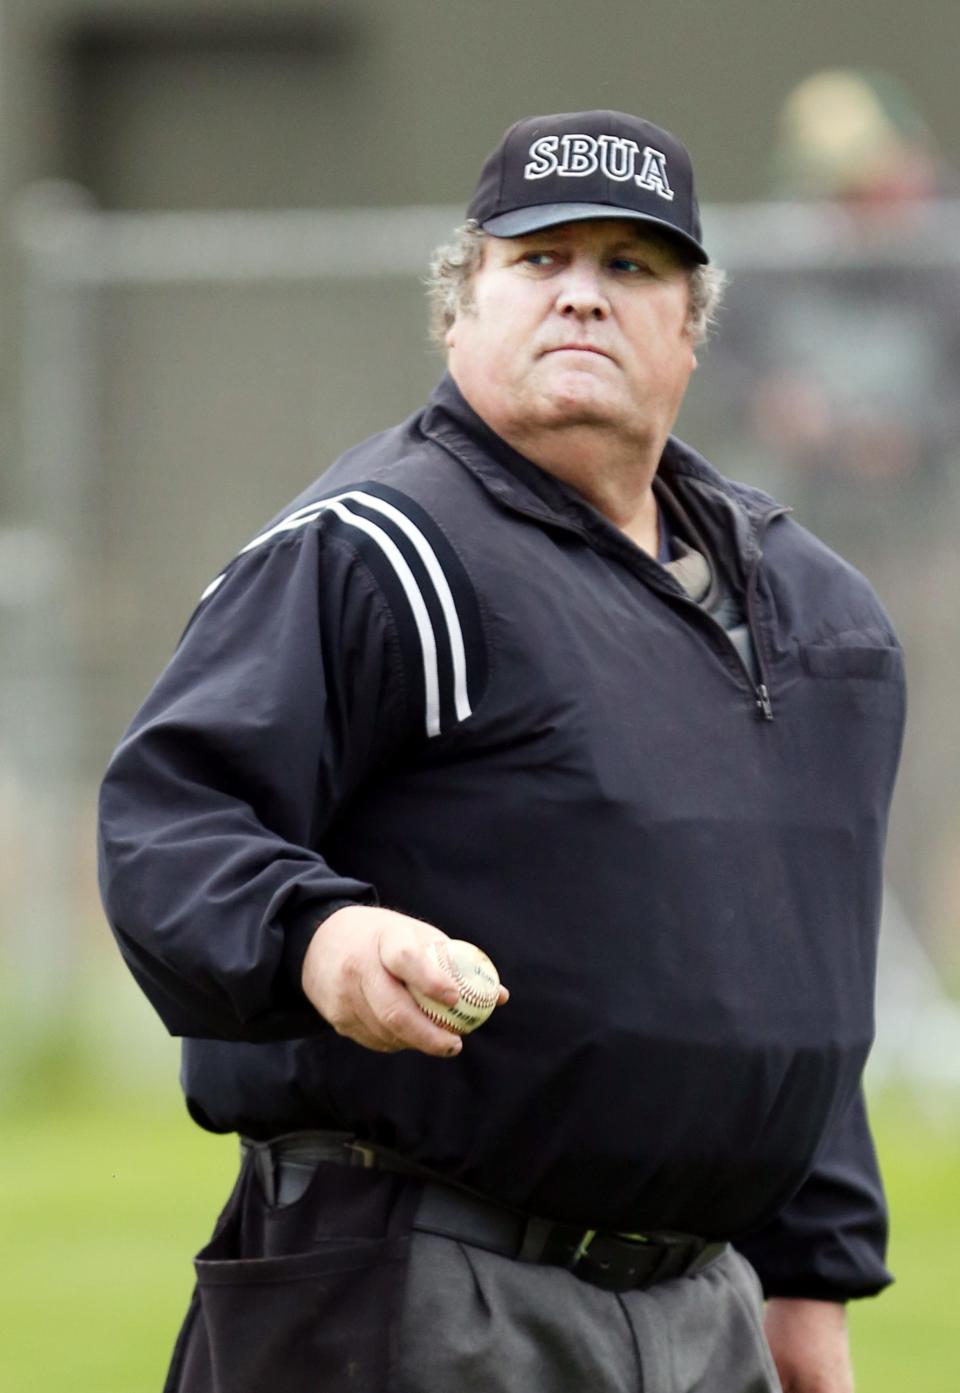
<box><xmin>1</xmin><ymin>1067</ymin><xmax>957</xmax><ymax>1393</ymax></box>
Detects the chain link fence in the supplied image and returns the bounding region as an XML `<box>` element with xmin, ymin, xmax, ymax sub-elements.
<box><xmin>4</xmin><ymin>188</ymin><xmax>959</xmax><ymax>1089</ymax></box>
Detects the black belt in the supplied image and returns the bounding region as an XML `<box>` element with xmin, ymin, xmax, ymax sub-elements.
<box><xmin>240</xmin><ymin>1131</ymin><xmax>727</xmax><ymax>1294</ymax></box>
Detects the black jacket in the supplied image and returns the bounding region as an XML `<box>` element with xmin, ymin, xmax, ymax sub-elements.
<box><xmin>98</xmin><ymin>374</ymin><xmax>906</xmax><ymax>1300</ymax></box>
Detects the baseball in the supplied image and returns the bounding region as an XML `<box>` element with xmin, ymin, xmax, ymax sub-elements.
<box><xmin>411</xmin><ymin>939</ymin><xmax>501</xmax><ymax>1035</ymax></box>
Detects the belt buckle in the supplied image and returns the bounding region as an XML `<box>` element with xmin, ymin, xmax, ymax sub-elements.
<box><xmin>569</xmin><ymin>1229</ymin><xmax>666</xmax><ymax>1292</ymax></box>
<box><xmin>568</xmin><ymin>1228</ymin><xmax>598</xmax><ymax>1271</ymax></box>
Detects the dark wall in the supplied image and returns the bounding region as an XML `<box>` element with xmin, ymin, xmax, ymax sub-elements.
<box><xmin>2</xmin><ymin>0</ymin><xmax>957</xmax><ymax>211</ymax></box>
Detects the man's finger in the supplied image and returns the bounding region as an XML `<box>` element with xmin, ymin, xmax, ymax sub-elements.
<box><xmin>378</xmin><ymin>930</ymin><xmax>462</xmax><ymax>1007</ymax></box>
<box><xmin>361</xmin><ymin>964</ymin><xmax>464</xmax><ymax>1058</ymax></box>
<box><xmin>326</xmin><ymin>991</ymin><xmax>396</xmax><ymax>1052</ymax></box>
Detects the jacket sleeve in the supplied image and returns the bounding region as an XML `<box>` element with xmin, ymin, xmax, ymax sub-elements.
<box><xmin>98</xmin><ymin>520</ymin><xmax>418</xmax><ymax>1042</ymax></box>
<box><xmin>736</xmin><ymin>1085</ymin><xmax>892</xmax><ymax>1301</ymax></box>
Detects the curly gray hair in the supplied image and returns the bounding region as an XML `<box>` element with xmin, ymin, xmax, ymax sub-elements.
<box><xmin>426</xmin><ymin>221</ymin><xmax>727</xmax><ymax>349</ymax></box>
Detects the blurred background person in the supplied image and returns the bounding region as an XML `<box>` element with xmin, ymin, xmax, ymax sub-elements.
<box><xmin>773</xmin><ymin>67</ymin><xmax>953</xmax><ymax>214</ymax></box>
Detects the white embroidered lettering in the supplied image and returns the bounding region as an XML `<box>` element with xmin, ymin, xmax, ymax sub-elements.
<box><xmin>558</xmin><ymin>134</ymin><xmax>599</xmax><ymax>176</ymax></box>
<box><xmin>524</xmin><ymin>136</ymin><xmax>560</xmax><ymax>179</ymax></box>
<box><xmin>635</xmin><ymin>146</ymin><xmax>675</xmax><ymax>201</ymax></box>
<box><xmin>597</xmin><ymin>135</ymin><xmax>639</xmax><ymax>182</ymax></box>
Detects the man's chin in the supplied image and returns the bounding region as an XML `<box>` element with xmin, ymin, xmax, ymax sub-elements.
<box><xmin>533</xmin><ymin>383</ymin><xmax>622</xmax><ymax>429</ymax></box>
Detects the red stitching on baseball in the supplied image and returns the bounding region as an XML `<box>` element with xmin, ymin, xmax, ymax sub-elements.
<box><xmin>438</xmin><ymin>944</ymin><xmax>498</xmax><ymax>1007</ymax></box>
<box><xmin>420</xmin><ymin>1006</ymin><xmax>470</xmax><ymax>1035</ymax></box>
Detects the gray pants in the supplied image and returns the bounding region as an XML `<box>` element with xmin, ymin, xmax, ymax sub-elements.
<box><xmin>398</xmin><ymin>1234</ymin><xmax>782</xmax><ymax>1393</ymax></box>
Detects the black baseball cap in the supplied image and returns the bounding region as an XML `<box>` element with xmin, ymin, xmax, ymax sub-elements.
<box><xmin>466</xmin><ymin>110</ymin><xmax>709</xmax><ymax>264</ymax></box>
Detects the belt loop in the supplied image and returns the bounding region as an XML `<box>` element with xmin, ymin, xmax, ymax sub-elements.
<box><xmin>518</xmin><ymin>1215</ymin><xmax>559</xmax><ymax>1264</ymax></box>
<box><xmin>249</xmin><ymin>1139</ymin><xmax>277</xmax><ymax>1205</ymax></box>
<box><xmin>344</xmin><ymin>1139</ymin><xmax>379</xmax><ymax>1169</ymax></box>
<box><xmin>686</xmin><ymin>1241</ymin><xmax>728</xmax><ymax>1278</ymax></box>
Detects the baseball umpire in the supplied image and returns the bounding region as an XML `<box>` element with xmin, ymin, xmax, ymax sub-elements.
<box><xmin>98</xmin><ymin>110</ymin><xmax>906</xmax><ymax>1393</ymax></box>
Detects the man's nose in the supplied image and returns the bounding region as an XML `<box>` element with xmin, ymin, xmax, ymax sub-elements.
<box><xmin>556</xmin><ymin>264</ymin><xmax>609</xmax><ymax>320</ymax></box>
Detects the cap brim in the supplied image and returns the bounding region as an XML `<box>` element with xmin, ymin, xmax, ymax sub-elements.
<box><xmin>481</xmin><ymin>202</ymin><xmax>709</xmax><ymax>264</ymax></box>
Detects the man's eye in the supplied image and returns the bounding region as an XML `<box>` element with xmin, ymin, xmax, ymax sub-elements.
<box><xmin>610</xmin><ymin>257</ymin><xmax>650</xmax><ymax>274</ymax></box>
<box><xmin>522</xmin><ymin>251</ymin><xmax>555</xmax><ymax>267</ymax></box>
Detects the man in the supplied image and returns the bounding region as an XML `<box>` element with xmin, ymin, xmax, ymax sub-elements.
<box><xmin>98</xmin><ymin>111</ymin><xmax>906</xmax><ymax>1393</ymax></box>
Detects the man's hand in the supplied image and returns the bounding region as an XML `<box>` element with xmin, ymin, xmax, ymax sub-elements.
<box><xmin>301</xmin><ymin>905</ymin><xmax>509</xmax><ymax>1057</ymax></box>
<box><xmin>763</xmin><ymin>1298</ymin><xmax>854</xmax><ymax>1393</ymax></box>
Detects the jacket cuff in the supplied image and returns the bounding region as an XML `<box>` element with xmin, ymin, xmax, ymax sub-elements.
<box><xmin>735</xmin><ymin>1085</ymin><xmax>892</xmax><ymax>1303</ymax></box>
<box><xmin>281</xmin><ymin>891</ymin><xmax>379</xmax><ymax>999</ymax></box>
<box><xmin>735</xmin><ymin>1182</ymin><xmax>893</xmax><ymax>1302</ymax></box>
<box><xmin>748</xmin><ymin>1264</ymin><xmax>893</xmax><ymax>1302</ymax></box>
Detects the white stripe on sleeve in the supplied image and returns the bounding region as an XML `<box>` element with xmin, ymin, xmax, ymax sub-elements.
<box><xmin>335</xmin><ymin>490</ymin><xmax>471</xmax><ymax>723</ymax></box>
<box><xmin>199</xmin><ymin>488</ymin><xmax>474</xmax><ymax>737</ymax></box>
<box><xmin>326</xmin><ymin>500</ymin><xmax>442</xmax><ymax>738</ymax></box>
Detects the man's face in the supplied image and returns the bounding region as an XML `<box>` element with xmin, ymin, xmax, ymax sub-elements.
<box><xmin>446</xmin><ymin>219</ymin><xmax>697</xmax><ymax>454</ymax></box>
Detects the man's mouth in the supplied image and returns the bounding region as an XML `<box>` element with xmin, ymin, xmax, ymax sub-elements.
<box><xmin>542</xmin><ymin>344</ymin><xmax>613</xmax><ymax>360</ymax></box>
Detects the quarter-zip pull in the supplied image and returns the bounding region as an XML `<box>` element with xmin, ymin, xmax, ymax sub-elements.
<box><xmin>756</xmin><ymin>684</ymin><xmax>773</xmax><ymax>721</ymax></box>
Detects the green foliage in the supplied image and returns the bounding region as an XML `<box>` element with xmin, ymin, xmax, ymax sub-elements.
<box><xmin>1</xmin><ymin>1078</ymin><xmax>957</xmax><ymax>1391</ymax></box>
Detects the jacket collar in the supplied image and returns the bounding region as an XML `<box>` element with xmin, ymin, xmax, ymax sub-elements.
<box><xmin>420</xmin><ymin>372</ymin><xmax>784</xmax><ymax>567</ymax></box>
<box><xmin>420</xmin><ymin>373</ymin><xmax>595</xmax><ymax>536</ymax></box>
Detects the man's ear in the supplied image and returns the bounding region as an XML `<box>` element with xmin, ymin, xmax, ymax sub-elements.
<box><xmin>445</xmin><ymin>319</ymin><xmax>457</xmax><ymax>349</ymax></box>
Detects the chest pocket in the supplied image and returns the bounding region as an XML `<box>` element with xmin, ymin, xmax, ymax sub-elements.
<box><xmin>799</xmin><ymin>642</ymin><xmax>901</xmax><ymax>680</ymax></box>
